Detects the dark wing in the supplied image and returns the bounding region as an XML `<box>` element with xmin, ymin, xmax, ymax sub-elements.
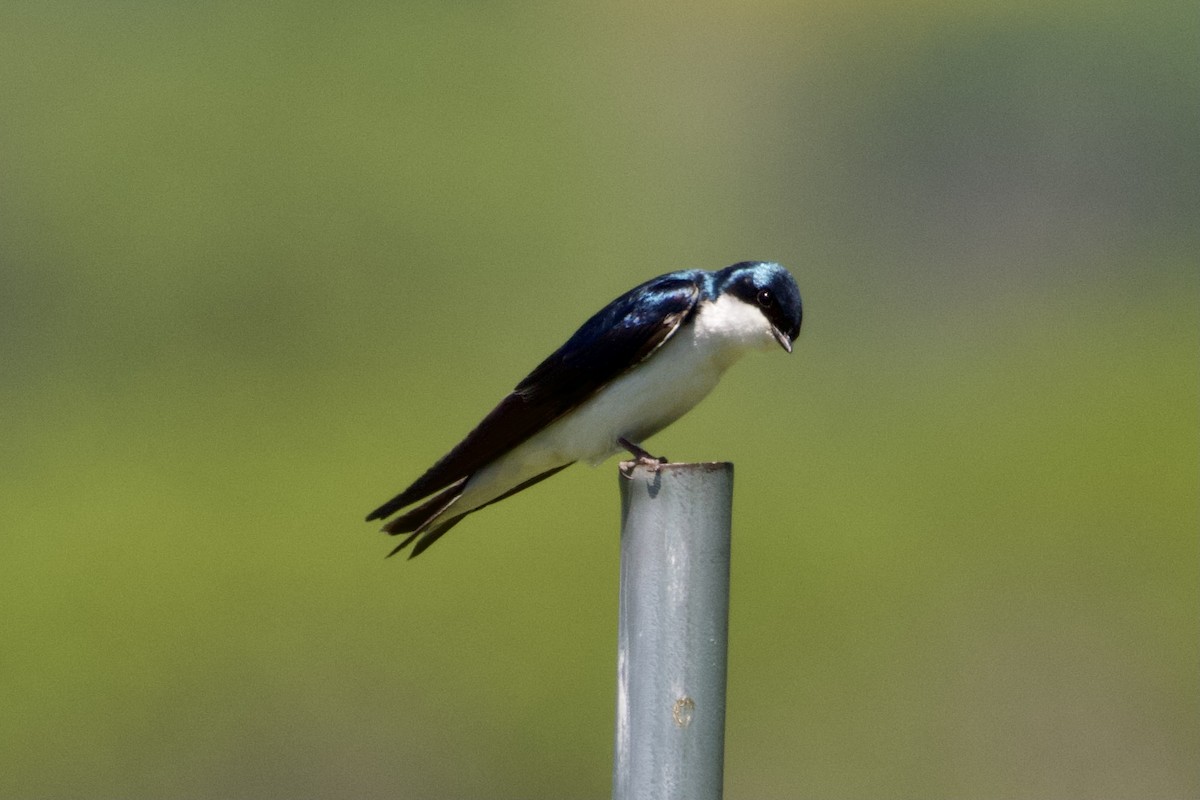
<box><xmin>366</xmin><ymin>272</ymin><xmax>702</xmax><ymax>522</ymax></box>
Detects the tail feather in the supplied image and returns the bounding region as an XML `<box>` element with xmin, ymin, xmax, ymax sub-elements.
<box><xmin>372</xmin><ymin>462</ymin><xmax>575</xmax><ymax>559</ymax></box>
<box><xmin>379</xmin><ymin>478</ymin><xmax>467</xmax><ymax>559</ymax></box>
<box><xmin>404</xmin><ymin>516</ymin><xmax>467</xmax><ymax>559</ymax></box>
<box><xmin>386</xmin><ymin>515</ymin><xmax>467</xmax><ymax>559</ymax></box>
<box><xmin>385</xmin><ymin>529</ymin><xmax>423</xmax><ymax>558</ymax></box>
<box><xmin>381</xmin><ymin>478</ymin><xmax>467</xmax><ymax>535</ymax></box>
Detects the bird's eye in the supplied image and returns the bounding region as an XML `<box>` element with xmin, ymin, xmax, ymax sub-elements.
<box><xmin>757</xmin><ymin>289</ymin><xmax>773</xmax><ymax>308</ymax></box>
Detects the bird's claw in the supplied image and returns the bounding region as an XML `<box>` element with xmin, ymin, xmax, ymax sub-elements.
<box><xmin>618</xmin><ymin>437</ymin><xmax>667</xmax><ymax>477</ymax></box>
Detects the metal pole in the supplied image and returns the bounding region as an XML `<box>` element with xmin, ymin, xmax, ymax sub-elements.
<box><xmin>613</xmin><ymin>461</ymin><xmax>734</xmax><ymax>800</ymax></box>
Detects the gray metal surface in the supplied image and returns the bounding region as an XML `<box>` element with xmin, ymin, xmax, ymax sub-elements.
<box><xmin>613</xmin><ymin>461</ymin><xmax>734</xmax><ymax>800</ymax></box>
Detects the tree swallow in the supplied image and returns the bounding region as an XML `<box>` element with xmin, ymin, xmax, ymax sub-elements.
<box><xmin>367</xmin><ymin>260</ymin><xmax>803</xmax><ymax>558</ymax></box>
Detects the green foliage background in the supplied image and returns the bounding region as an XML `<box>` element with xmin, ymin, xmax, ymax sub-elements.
<box><xmin>2</xmin><ymin>3</ymin><xmax>1195</xmax><ymax>797</ymax></box>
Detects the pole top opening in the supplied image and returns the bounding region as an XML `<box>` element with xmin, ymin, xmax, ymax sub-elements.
<box><xmin>618</xmin><ymin>460</ymin><xmax>733</xmax><ymax>480</ymax></box>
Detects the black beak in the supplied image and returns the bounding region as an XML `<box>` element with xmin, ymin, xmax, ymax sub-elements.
<box><xmin>771</xmin><ymin>325</ymin><xmax>793</xmax><ymax>353</ymax></box>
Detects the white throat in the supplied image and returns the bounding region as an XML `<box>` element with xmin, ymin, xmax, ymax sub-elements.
<box><xmin>688</xmin><ymin>292</ymin><xmax>779</xmax><ymax>367</ymax></box>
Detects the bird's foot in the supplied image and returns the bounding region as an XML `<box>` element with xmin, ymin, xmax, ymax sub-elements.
<box><xmin>618</xmin><ymin>437</ymin><xmax>668</xmax><ymax>476</ymax></box>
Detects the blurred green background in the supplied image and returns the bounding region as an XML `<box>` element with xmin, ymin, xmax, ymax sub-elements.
<box><xmin>2</xmin><ymin>2</ymin><xmax>1196</xmax><ymax>797</ymax></box>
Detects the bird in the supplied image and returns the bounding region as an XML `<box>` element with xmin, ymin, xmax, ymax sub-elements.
<box><xmin>366</xmin><ymin>260</ymin><xmax>803</xmax><ymax>559</ymax></box>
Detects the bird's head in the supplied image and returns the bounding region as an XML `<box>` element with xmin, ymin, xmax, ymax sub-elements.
<box><xmin>716</xmin><ymin>261</ymin><xmax>803</xmax><ymax>353</ymax></box>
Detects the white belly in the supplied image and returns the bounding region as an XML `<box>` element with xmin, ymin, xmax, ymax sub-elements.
<box><xmin>544</xmin><ymin>330</ymin><xmax>727</xmax><ymax>464</ymax></box>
